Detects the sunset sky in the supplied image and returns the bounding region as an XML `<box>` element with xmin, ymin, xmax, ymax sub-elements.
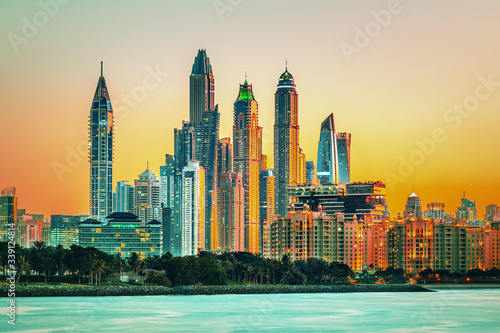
<box><xmin>1</xmin><ymin>0</ymin><xmax>499</xmax><ymax>219</ymax></box>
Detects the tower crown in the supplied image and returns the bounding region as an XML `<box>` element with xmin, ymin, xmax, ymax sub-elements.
<box><xmin>191</xmin><ymin>49</ymin><xmax>213</xmax><ymax>75</ymax></box>
<box><xmin>236</xmin><ymin>78</ymin><xmax>255</xmax><ymax>102</ymax></box>
<box><xmin>277</xmin><ymin>67</ymin><xmax>296</xmax><ymax>90</ymax></box>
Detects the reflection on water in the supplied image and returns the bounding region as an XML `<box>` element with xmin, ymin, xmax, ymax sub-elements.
<box><xmin>6</xmin><ymin>289</ymin><xmax>500</xmax><ymax>332</ymax></box>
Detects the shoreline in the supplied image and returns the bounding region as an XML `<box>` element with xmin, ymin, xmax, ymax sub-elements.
<box><xmin>422</xmin><ymin>283</ymin><xmax>500</xmax><ymax>290</ymax></box>
<box><xmin>1</xmin><ymin>284</ymin><xmax>432</xmax><ymax>297</ymax></box>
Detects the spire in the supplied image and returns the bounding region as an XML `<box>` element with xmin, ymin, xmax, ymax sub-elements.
<box><xmin>244</xmin><ymin>71</ymin><xmax>248</xmax><ymax>85</ymax></box>
<box><xmin>147</xmin><ymin>161</ymin><xmax>149</xmax><ymax>170</ymax></box>
<box><xmin>93</xmin><ymin>62</ymin><xmax>110</xmax><ymax>101</ymax></box>
<box><xmin>285</xmin><ymin>60</ymin><xmax>287</xmax><ymax>71</ymax></box>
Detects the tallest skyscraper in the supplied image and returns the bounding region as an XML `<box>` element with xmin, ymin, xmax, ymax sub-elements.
<box><xmin>89</xmin><ymin>62</ymin><xmax>113</xmax><ymax>220</ymax></box>
<box><xmin>189</xmin><ymin>50</ymin><xmax>220</xmax><ymax>250</ymax></box>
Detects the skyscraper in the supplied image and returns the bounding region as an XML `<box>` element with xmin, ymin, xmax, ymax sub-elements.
<box><xmin>160</xmin><ymin>154</ymin><xmax>175</xmax><ymax>210</ymax></box>
<box><xmin>217</xmin><ymin>137</ymin><xmax>233</xmax><ymax>246</ymax></box>
<box><xmin>181</xmin><ymin>160</ymin><xmax>205</xmax><ymax>256</ymax></box>
<box><xmin>190</xmin><ymin>49</ymin><xmax>214</xmax><ymax>127</ymax></box>
<box><xmin>219</xmin><ymin>172</ymin><xmax>244</xmax><ymax>252</ymax></box>
<box><xmin>403</xmin><ymin>192</ymin><xmax>423</xmax><ymax>218</ymax></box>
<box><xmin>305</xmin><ymin>161</ymin><xmax>317</xmax><ymax>186</ymax></box>
<box><xmin>134</xmin><ymin>167</ymin><xmax>161</xmax><ymax>222</ymax></box>
<box><xmin>316</xmin><ymin>113</ymin><xmax>338</xmax><ymax>185</ymax></box>
<box><xmin>274</xmin><ymin>65</ymin><xmax>301</xmax><ymax>217</ymax></box>
<box><xmin>336</xmin><ymin>132</ymin><xmax>351</xmax><ymax>184</ymax></box>
<box><xmin>114</xmin><ymin>181</ymin><xmax>135</xmax><ymax>213</ymax></box>
<box><xmin>190</xmin><ymin>50</ymin><xmax>219</xmax><ymax>251</ymax></box>
<box><xmin>0</xmin><ymin>187</ymin><xmax>17</xmax><ymax>242</ymax></box>
<box><xmin>172</xmin><ymin>121</ymin><xmax>195</xmax><ymax>256</ymax></box>
<box><xmin>89</xmin><ymin>62</ymin><xmax>113</xmax><ymax>220</ymax></box>
<box><xmin>259</xmin><ymin>169</ymin><xmax>275</xmax><ymax>254</ymax></box>
<box><xmin>456</xmin><ymin>197</ymin><xmax>478</xmax><ymax>222</ymax></box>
<box><xmin>233</xmin><ymin>76</ymin><xmax>262</xmax><ymax>253</ymax></box>
<box><xmin>160</xmin><ymin>154</ymin><xmax>176</xmax><ymax>253</ymax></box>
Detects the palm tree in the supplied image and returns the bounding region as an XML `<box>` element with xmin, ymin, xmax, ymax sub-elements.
<box><xmin>16</xmin><ymin>254</ymin><xmax>30</xmax><ymax>283</ymax></box>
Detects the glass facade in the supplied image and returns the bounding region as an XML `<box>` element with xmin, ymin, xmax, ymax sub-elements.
<box><xmin>89</xmin><ymin>62</ymin><xmax>113</xmax><ymax>221</ymax></box>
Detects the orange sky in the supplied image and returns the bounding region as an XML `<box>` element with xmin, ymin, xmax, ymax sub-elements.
<box><xmin>1</xmin><ymin>0</ymin><xmax>500</xmax><ymax>219</ymax></box>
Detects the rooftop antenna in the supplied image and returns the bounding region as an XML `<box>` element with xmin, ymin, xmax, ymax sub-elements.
<box><xmin>463</xmin><ymin>190</ymin><xmax>465</xmax><ymax>198</ymax></box>
<box><xmin>101</xmin><ymin>61</ymin><xmax>103</xmax><ymax>77</ymax></box>
<box><xmin>286</xmin><ymin>60</ymin><xmax>288</xmax><ymax>71</ymax></box>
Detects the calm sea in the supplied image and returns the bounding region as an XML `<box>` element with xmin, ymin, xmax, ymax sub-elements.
<box><xmin>4</xmin><ymin>289</ymin><xmax>500</xmax><ymax>332</ymax></box>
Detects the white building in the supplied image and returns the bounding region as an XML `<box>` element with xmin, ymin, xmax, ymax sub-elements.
<box><xmin>181</xmin><ymin>160</ymin><xmax>205</xmax><ymax>256</ymax></box>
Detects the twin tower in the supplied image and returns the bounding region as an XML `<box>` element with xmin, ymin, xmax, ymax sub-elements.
<box><xmin>88</xmin><ymin>51</ymin><xmax>350</xmax><ymax>255</ymax></box>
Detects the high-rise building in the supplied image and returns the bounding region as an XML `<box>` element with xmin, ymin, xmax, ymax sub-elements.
<box><xmin>160</xmin><ymin>154</ymin><xmax>176</xmax><ymax>253</ymax></box>
<box><xmin>189</xmin><ymin>49</ymin><xmax>215</xmax><ymax>127</ymax></box>
<box><xmin>134</xmin><ymin>167</ymin><xmax>161</xmax><ymax>223</ymax></box>
<box><xmin>233</xmin><ymin>76</ymin><xmax>262</xmax><ymax>253</ymax></box>
<box><xmin>190</xmin><ymin>50</ymin><xmax>220</xmax><ymax>251</ymax></box>
<box><xmin>424</xmin><ymin>203</ymin><xmax>445</xmax><ymax>219</ymax></box>
<box><xmin>298</xmin><ymin>148</ymin><xmax>306</xmax><ymax>186</ymax></box>
<box><xmin>217</xmin><ymin>137</ymin><xmax>233</xmax><ymax>175</ymax></box>
<box><xmin>89</xmin><ymin>62</ymin><xmax>113</xmax><ymax>221</ymax></box>
<box><xmin>0</xmin><ymin>187</ymin><xmax>17</xmax><ymax>242</ymax></box>
<box><xmin>160</xmin><ymin>154</ymin><xmax>175</xmax><ymax>210</ymax></box>
<box><xmin>485</xmin><ymin>204</ymin><xmax>500</xmax><ymax>222</ymax></box>
<box><xmin>403</xmin><ymin>192</ymin><xmax>422</xmax><ymax>218</ymax></box>
<box><xmin>305</xmin><ymin>161</ymin><xmax>317</xmax><ymax>186</ymax></box>
<box><xmin>181</xmin><ymin>160</ymin><xmax>205</xmax><ymax>256</ymax></box>
<box><xmin>259</xmin><ymin>169</ymin><xmax>275</xmax><ymax>254</ymax></box>
<box><xmin>274</xmin><ymin>66</ymin><xmax>301</xmax><ymax>217</ymax></box>
<box><xmin>316</xmin><ymin>113</ymin><xmax>338</xmax><ymax>186</ymax></box>
<box><xmin>456</xmin><ymin>197</ymin><xmax>478</xmax><ymax>222</ymax></box>
<box><xmin>216</xmin><ymin>137</ymin><xmax>233</xmax><ymax>246</ymax></box>
<box><xmin>114</xmin><ymin>181</ymin><xmax>135</xmax><ymax>213</ymax></box>
<box><xmin>172</xmin><ymin>121</ymin><xmax>195</xmax><ymax>256</ymax></box>
<box><xmin>219</xmin><ymin>172</ymin><xmax>244</xmax><ymax>252</ymax></box>
<box><xmin>336</xmin><ymin>132</ymin><xmax>351</xmax><ymax>184</ymax></box>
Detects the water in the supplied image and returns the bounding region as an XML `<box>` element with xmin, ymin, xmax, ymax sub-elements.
<box><xmin>4</xmin><ymin>289</ymin><xmax>500</xmax><ymax>332</ymax></box>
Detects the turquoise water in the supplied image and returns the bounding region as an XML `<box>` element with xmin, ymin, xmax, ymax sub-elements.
<box><xmin>4</xmin><ymin>289</ymin><xmax>500</xmax><ymax>332</ymax></box>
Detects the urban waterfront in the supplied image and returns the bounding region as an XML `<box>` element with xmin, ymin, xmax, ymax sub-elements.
<box><xmin>7</xmin><ymin>289</ymin><xmax>500</xmax><ymax>332</ymax></box>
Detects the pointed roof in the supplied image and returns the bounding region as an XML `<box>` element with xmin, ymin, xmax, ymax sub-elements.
<box><xmin>139</xmin><ymin>168</ymin><xmax>156</xmax><ymax>177</ymax></box>
<box><xmin>191</xmin><ymin>49</ymin><xmax>213</xmax><ymax>75</ymax></box>
<box><xmin>410</xmin><ymin>192</ymin><xmax>417</xmax><ymax>198</ymax></box>
<box><xmin>279</xmin><ymin>70</ymin><xmax>294</xmax><ymax>80</ymax></box>
<box><xmin>236</xmin><ymin>75</ymin><xmax>255</xmax><ymax>102</ymax></box>
<box><xmin>93</xmin><ymin>61</ymin><xmax>110</xmax><ymax>101</ymax></box>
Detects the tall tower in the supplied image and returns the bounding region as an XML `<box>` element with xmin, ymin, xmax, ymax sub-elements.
<box><xmin>89</xmin><ymin>62</ymin><xmax>113</xmax><ymax>220</ymax></box>
<box><xmin>190</xmin><ymin>49</ymin><xmax>214</xmax><ymax>127</ymax></box>
<box><xmin>316</xmin><ymin>113</ymin><xmax>338</xmax><ymax>185</ymax></box>
<box><xmin>274</xmin><ymin>65</ymin><xmax>300</xmax><ymax>217</ymax></box>
<box><xmin>172</xmin><ymin>121</ymin><xmax>195</xmax><ymax>256</ymax></box>
<box><xmin>181</xmin><ymin>160</ymin><xmax>205</xmax><ymax>256</ymax></box>
<box><xmin>337</xmin><ymin>132</ymin><xmax>351</xmax><ymax>184</ymax></box>
<box><xmin>403</xmin><ymin>192</ymin><xmax>423</xmax><ymax>218</ymax></box>
<box><xmin>233</xmin><ymin>76</ymin><xmax>262</xmax><ymax>253</ymax></box>
<box><xmin>189</xmin><ymin>50</ymin><xmax>219</xmax><ymax>251</ymax></box>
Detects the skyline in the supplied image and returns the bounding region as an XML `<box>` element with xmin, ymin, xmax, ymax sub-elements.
<box><xmin>1</xmin><ymin>1</ymin><xmax>500</xmax><ymax>219</ymax></box>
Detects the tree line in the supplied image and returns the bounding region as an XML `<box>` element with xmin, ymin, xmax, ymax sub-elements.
<box><xmin>0</xmin><ymin>242</ymin><xmax>354</xmax><ymax>286</ymax></box>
